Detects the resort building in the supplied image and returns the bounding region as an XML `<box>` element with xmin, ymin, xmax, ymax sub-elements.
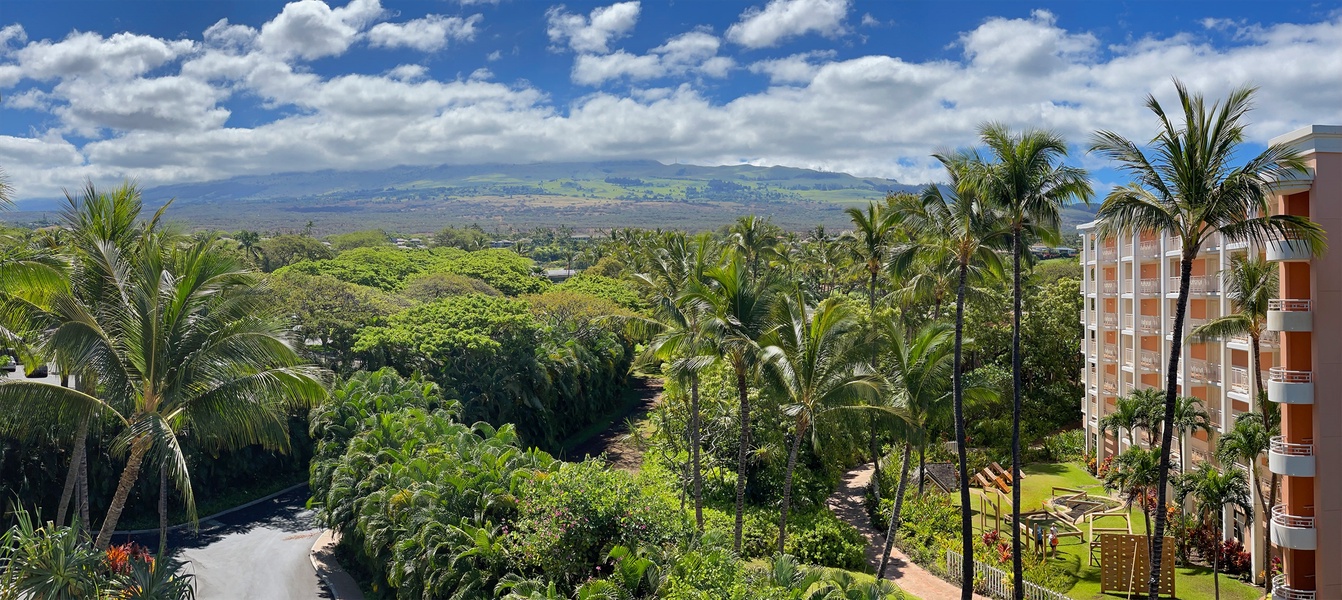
<box><xmin>1078</xmin><ymin>125</ymin><xmax>1342</xmax><ymax>599</ymax></box>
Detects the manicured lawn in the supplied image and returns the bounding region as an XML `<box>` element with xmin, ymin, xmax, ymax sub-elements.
<box><xmin>954</xmin><ymin>462</ymin><xmax>1263</xmax><ymax>600</ymax></box>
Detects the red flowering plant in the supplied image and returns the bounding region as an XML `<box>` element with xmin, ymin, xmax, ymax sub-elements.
<box><xmin>104</xmin><ymin>542</ymin><xmax>153</xmax><ymax>576</ymax></box>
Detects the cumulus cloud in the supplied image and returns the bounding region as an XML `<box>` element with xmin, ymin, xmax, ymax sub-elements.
<box><xmin>2</xmin><ymin>4</ymin><xmax>1342</xmax><ymax>199</ymax></box>
<box><xmin>257</xmin><ymin>0</ymin><xmax>384</xmax><ymax>60</ymax></box>
<box><xmin>727</xmin><ymin>0</ymin><xmax>849</xmax><ymax>49</ymax></box>
<box><xmin>572</xmin><ymin>29</ymin><xmax>733</xmax><ymax>85</ymax></box>
<box><xmin>367</xmin><ymin>14</ymin><xmax>482</xmax><ymax>52</ymax></box>
<box><xmin>546</xmin><ymin>2</ymin><xmax>640</xmax><ymax>54</ymax></box>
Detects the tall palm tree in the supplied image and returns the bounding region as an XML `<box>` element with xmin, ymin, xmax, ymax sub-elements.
<box><xmin>688</xmin><ymin>255</ymin><xmax>775</xmax><ymax>552</ymax></box>
<box><xmin>844</xmin><ymin>201</ymin><xmax>903</xmax><ymax>502</ymax></box>
<box><xmin>1175</xmin><ymin>462</ymin><xmax>1251</xmax><ymax>600</ymax></box>
<box><xmin>0</xmin><ymin>231</ymin><xmax>328</xmax><ymax>549</ymax></box>
<box><xmin>1215</xmin><ymin>409</ymin><xmax>1277</xmax><ymax>590</ymax></box>
<box><xmin>632</xmin><ymin>233</ymin><xmax>717</xmax><ymax>530</ymax></box>
<box><xmin>760</xmin><ymin>291</ymin><xmax>876</xmax><ymax>551</ymax></box>
<box><xmin>1090</xmin><ymin>80</ymin><xmax>1325</xmax><ymax>599</ymax></box>
<box><xmin>1100</xmin><ymin>388</ymin><xmax>1164</xmax><ymax>447</ymax></box>
<box><xmin>976</xmin><ymin>123</ymin><xmax>1092</xmax><ymax>598</ymax></box>
<box><xmin>890</xmin><ymin>150</ymin><xmax>1006</xmax><ymax>598</ymax></box>
<box><xmin>1104</xmin><ymin>446</ymin><xmax>1165</xmax><ymax>562</ymax></box>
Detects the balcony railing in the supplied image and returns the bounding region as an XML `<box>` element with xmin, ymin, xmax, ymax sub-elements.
<box><xmin>1229</xmin><ymin>367</ymin><xmax>1250</xmax><ymax>393</ymax></box>
<box><xmin>1140</xmin><ymin>349</ymin><xmax>1161</xmax><ymax>371</ymax></box>
<box><xmin>1102</xmin><ymin>345</ymin><xmax>1118</xmax><ymax>361</ymax></box>
<box><xmin>1102</xmin><ymin>313</ymin><xmax>1118</xmax><ymax>328</ymax></box>
<box><xmin>1138</xmin><ymin>239</ymin><xmax>1159</xmax><ymax>258</ymax></box>
<box><xmin>1122</xmin><ymin>314</ymin><xmax>1133</xmax><ymax>330</ymax></box>
<box><xmin>1229</xmin><ymin>331</ymin><xmax>1278</xmax><ymax>347</ymax></box>
<box><xmin>1124</xmin><ymin>347</ymin><xmax>1134</xmax><ymax>366</ymax></box>
<box><xmin>1087</xmin><ymin>340</ymin><xmax>1097</xmax><ymax>356</ymax></box>
<box><xmin>1139</xmin><ymin>278</ymin><xmax>1159</xmax><ymax>295</ymax></box>
<box><xmin>1208</xmin><ymin>407</ymin><xmax>1223</xmax><ymax>428</ymax></box>
<box><xmin>1270</xmin><ymin>367</ymin><xmax>1313</xmax><ymax>384</ymax></box>
<box><xmin>1271</xmin><ymin>505</ymin><xmax>1315</xmax><ymax>528</ymax></box>
<box><xmin>1188</xmin><ymin>359</ymin><xmax>1221</xmax><ymax>382</ymax></box>
<box><xmin>1102</xmin><ymin>377</ymin><xmax>1118</xmax><ymax>394</ymax></box>
<box><xmin>1102</xmin><ymin>280</ymin><xmax>1117</xmax><ymax>295</ymax></box>
<box><xmin>1139</xmin><ymin>315</ymin><xmax>1161</xmax><ymax>333</ymax></box>
<box><xmin>1270</xmin><ymin>299</ymin><xmax>1312</xmax><ymax>312</ymax></box>
<box><xmin>1271</xmin><ymin>437</ymin><xmax>1314</xmax><ymax>457</ymax></box>
<box><xmin>1272</xmin><ymin>575</ymin><xmax>1315</xmax><ymax>600</ymax></box>
<box><xmin>1171</xmin><ymin>274</ymin><xmax>1219</xmax><ymax>295</ymax></box>
<box><xmin>1200</xmin><ymin>232</ymin><xmax>1221</xmax><ymax>250</ymax></box>
<box><xmin>1100</xmin><ymin>247</ymin><xmax>1117</xmax><ymax>261</ymax></box>
<box><xmin>1271</xmin><ymin>505</ymin><xmax>1317</xmax><ymax>550</ymax></box>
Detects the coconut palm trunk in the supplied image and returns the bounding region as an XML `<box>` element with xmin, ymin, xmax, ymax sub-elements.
<box><xmin>1148</xmin><ymin>251</ymin><xmax>1195</xmax><ymax>596</ymax></box>
<box><xmin>733</xmin><ymin>363</ymin><xmax>751</xmax><ymax>553</ymax></box>
<box><xmin>95</xmin><ymin>436</ymin><xmax>153</xmax><ymax>549</ymax></box>
<box><xmin>1251</xmin><ymin>334</ymin><xmax>1275</xmax><ymax>591</ymax></box>
<box><xmin>159</xmin><ymin>463</ymin><xmax>169</xmax><ymax>554</ymax></box>
<box><xmin>56</xmin><ymin>416</ymin><xmax>87</xmax><ymax>528</ymax></box>
<box><xmin>953</xmin><ymin>262</ymin><xmax>974</xmax><ymax>600</ymax></box>
<box><xmin>777</xmin><ymin>419</ymin><xmax>807</xmax><ymax>552</ymax></box>
<box><xmin>1010</xmin><ymin>227</ymin><xmax>1024</xmax><ymax>599</ymax></box>
<box><xmin>691</xmin><ymin>373</ymin><xmax>704</xmax><ymax>531</ymax></box>
<box><xmin>878</xmin><ymin>442</ymin><xmax>913</xmax><ymax>578</ymax></box>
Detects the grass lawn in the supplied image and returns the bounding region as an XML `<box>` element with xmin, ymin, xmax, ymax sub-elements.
<box><xmin>953</xmin><ymin>462</ymin><xmax>1262</xmax><ymax>600</ymax></box>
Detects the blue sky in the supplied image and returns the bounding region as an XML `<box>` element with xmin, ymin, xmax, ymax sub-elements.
<box><xmin>1</xmin><ymin>0</ymin><xmax>1340</xmax><ymax>199</ymax></box>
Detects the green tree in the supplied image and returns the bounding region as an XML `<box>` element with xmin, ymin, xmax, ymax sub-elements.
<box><xmin>1215</xmin><ymin>409</ymin><xmax>1278</xmax><ymax>588</ymax></box>
<box><xmin>1175</xmin><ymin>462</ymin><xmax>1251</xmax><ymax>600</ymax></box>
<box><xmin>0</xmin><ymin>229</ymin><xmax>327</xmax><ymax>549</ymax></box>
<box><xmin>760</xmin><ymin>291</ymin><xmax>875</xmax><ymax>551</ymax></box>
<box><xmin>433</xmin><ymin>224</ymin><xmax>491</xmax><ymax>250</ymax></box>
<box><xmin>687</xmin><ymin>255</ymin><xmax>775</xmax><ymax>552</ymax></box>
<box><xmin>1090</xmin><ymin>81</ymin><xmax>1325</xmax><ymax>599</ymax></box>
<box><xmin>325</xmin><ymin>229</ymin><xmax>390</xmax><ymax>252</ymax></box>
<box><xmin>268</xmin><ymin>270</ymin><xmax>409</xmax><ymax>373</ymax></box>
<box><xmin>1170</xmin><ymin>395</ymin><xmax>1212</xmax><ymax>473</ymax></box>
<box><xmin>1104</xmin><ymin>446</ymin><xmax>1164</xmax><ymax>561</ymax></box>
<box><xmin>256</xmin><ymin>234</ymin><xmax>333</xmax><ymax>272</ymax></box>
<box><xmin>234</xmin><ymin>230</ymin><xmax>263</xmax><ymax>266</ymax></box>
<box><xmin>1100</xmin><ymin>389</ymin><xmax>1164</xmax><ymax>447</ymax></box>
<box><xmin>976</xmin><ymin>122</ymin><xmax>1091</xmax><ymax>598</ymax></box>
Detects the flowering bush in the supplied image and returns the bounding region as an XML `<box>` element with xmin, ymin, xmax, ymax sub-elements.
<box><xmin>1096</xmin><ymin>455</ymin><xmax>1114</xmax><ymax>477</ymax></box>
<box><xmin>1084</xmin><ymin>452</ymin><xmax>1098</xmax><ymax>475</ymax></box>
<box><xmin>1219</xmin><ymin>539</ymin><xmax>1252</xmax><ymax>575</ymax></box>
<box><xmin>103</xmin><ymin>542</ymin><xmax>153</xmax><ymax>575</ymax></box>
<box><xmin>981</xmin><ymin>530</ymin><xmax>1001</xmax><ymax>547</ymax></box>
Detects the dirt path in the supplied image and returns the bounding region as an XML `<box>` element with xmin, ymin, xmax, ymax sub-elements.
<box><xmin>827</xmin><ymin>464</ymin><xmax>989</xmax><ymax>600</ymax></box>
<box><xmin>561</xmin><ymin>378</ymin><xmax>662</xmax><ymax>470</ymax></box>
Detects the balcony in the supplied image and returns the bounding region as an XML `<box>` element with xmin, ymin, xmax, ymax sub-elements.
<box><xmin>1270</xmin><ymin>505</ymin><xmax>1316</xmax><ymax>551</ymax></box>
<box><xmin>1102</xmin><ymin>377</ymin><xmax>1118</xmax><ymax>395</ymax></box>
<box><xmin>1269</xmin><ymin>436</ymin><xmax>1315</xmax><ymax>477</ymax></box>
<box><xmin>1271</xmin><ymin>575</ymin><xmax>1315</xmax><ymax>600</ymax></box>
<box><xmin>1139</xmin><ymin>278</ymin><xmax>1159</xmax><ymax>295</ymax></box>
<box><xmin>1101</xmin><ymin>345</ymin><xmax>1118</xmax><ymax>362</ymax></box>
<box><xmin>1188</xmin><ymin>359</ymin><xmax>1221</xmax><ymax>383</ymax></box>
<box><xmin>1123</xmin><ymin>347</ymin><xmax>1134</xmax><ymax>368</ymax></box>
<box><xmin>1266</xmin><ymin>231</ymin><xmax>1313</xmax><ymax>262</ymax></box>
<box><xmin>1137</xmin><ymin>239</ymin><xmax>1160</xmax><ymax>259</ymax></box>
<box><xmin>1102</xmin><ymin>280</ymin><xmax>1117</xmax><ymax>295</ymax></box>
<box><xmin>1100</xmin><ymin>247</ymin><xmax>1117</xmax><ymax>261</ymax></box>
<box><xmin>1140</xmin><ymin>349</ymin><xmax>1161</xmax><ymax>371</ymax></box>
<box><xmin>1268</xmin><ymin>368</ymin><xmax>1313</xmax><ymax>405</ymax></box>
<box><xmin>1102</xmin><ymin>313</ymin><xmax>1118</xmax><ymax>328</ymax></box>
<box><xmin>1207</xmin><ymin>407</ymin><xmax>1223</xmax><ymax>430</ymax></box>
<box><xmin>1200</xmin><ymin>232</ymin><xmax>1221</xmax><ymax>252</ymax></box>
<box><xmin>1170</xmin><ymin>274</ymin><xmax>1219</xmax><ymax>296</ymax></box>
<box><xmin>1267</xmin><ymin>299</ymin><xmax>1312</xmax><ymax>332</ymax></box>
<box><xmin>1228</xmin><ymin>367</ymin><xmax>1251</xmax><ymax>394</ymax></box>
<box><xmin>1227</xmin><ymin>331</ymin><xmax>1278</xmax><ymax>349</ymax></box>
<box><xmin>1139</xmin><ymin>315</ymin><xmax>1161</xmax><ymax>334</ymax></box>
<box><xmin>1122</xmin><ymin>314</ymin><xmax>1134</xmax><ymax>331</ymax></box>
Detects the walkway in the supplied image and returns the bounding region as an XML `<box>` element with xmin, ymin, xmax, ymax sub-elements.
<box><xmin>826</xmin><ymin>464</ymin><xmax>988</xmax><ymax>600</ymax></box>
<box><xmin>120</xmin><ymin>486</ymin><xmax>337</xmax><ymax>600</ymax></box>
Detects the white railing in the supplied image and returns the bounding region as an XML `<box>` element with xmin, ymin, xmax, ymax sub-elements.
<box><xmin>1208</xmin><ymin>407</ymin><xmax>1223</xmax><ymax>428</ymax></box>
<box><xmin>1272</xmin><ymin>575</ymin><xmax>1315</xmax><ymax>600</ymax></box>
<box><xmin>1102</xmin><ymin>280</ymin><xmax>1117</xmax><ymax>294</ymax></box>
<box><xmin>1139</xmin><ymin>315</ymin><xmax>1161</xmax><ymax>333</ymax></box>
<box><xmin>1102</xmin><ymin>313</ymin><xmax>1118</xmax><ymax>328</ymax></box>
<box><xmin>1272</xmin><ymin>505</ymin><xmax>1316</xmax><ymax>529</ymax></box>
<box><xmin>1228</xmin><ymin>332</ymin><xmax>1276</xmax><ymax>346</ymax></box>
<box><xmin>1139</xmin><ymin>278</ymin><xmax>1159</xmax><ymax>295</ymax></box>
<box><xmin>1270</xmin><ymin>367</ymin><xmax>1313</xmax><ymax>384</ymax></box>
<box><xmin>946</xmin><ymin>550</ymin><xmax>1069</xmax><ymax>600</ymax></box>
<box><xmin>1100</xmin><ymin>247</ymin><xmax>1117</xmax><ymax>261</ymax></box>
<box><xmin>1140</xmin><ymin>349</ymin><xmax>1161</xmax><ymax>371</ymax></box>
<box><xmin>1102</xmin><ymin>376</ymin><xmax>1117</xmax><ymax>394</ymax></box>
<box><xmin>1102</xmin><ymin>345</ymin><xmax>1118</xmax><ymax>361</ymax></box>
<box><xmin>1124</xmin><ymin>347</ymin><xmax>1134</xmax><ymax>366</ymax></box>
<box><xmin>1087</xmin><ymin>340</ymin><xmax>1097</xmax><ymax>356</ymax></box>
<box><xmin>1138</xmin><ymin>239</ymin><xmax>1159</xmax><ymax>258</ymax></box>
<box><xmin>1172</xmin><ymin>274</ymin><xmax>1220</xmax><ymax>295</ymax></box>
<box><xmin>1189</xmin><ymin>359</ymin><xmax>1221</xmax><ymax>382</ymax></box>
<box><xmin>1270</xmin><ymin>299</ymin><xmax>1312</xmax><ymax>312</ymax></box>
<box><xmin>1123</xmin><ymin>314</ymin><xmax>1133</xmax><ymax>330</ymax></box>
<box><xmin>1229</xmin><ymin>367</ymin><xmax>1250</xmax><ymax>393</ymax></box>
<box><xmin>1271</xmin><ymin>436</ymin><xmax>1314</xmax><ymax>457</ymax></box>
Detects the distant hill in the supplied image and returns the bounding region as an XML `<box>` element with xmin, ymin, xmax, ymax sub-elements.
<box><xmin>8</xmin><ymin>160</ymin><xmax>1097</xmax><ymax>234</ymax></box>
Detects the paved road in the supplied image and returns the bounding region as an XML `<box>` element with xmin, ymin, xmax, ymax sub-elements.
<box><xmin>118</xmin><ymin>486</ymin><xmax>332</xmax><ymax>600</ymax></box>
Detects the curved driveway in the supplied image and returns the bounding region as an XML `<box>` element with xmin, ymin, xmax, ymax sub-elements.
<box><xmin>121</xmin><ymin>486</ymin><xmax>331</xmax><ymax>600</ymax></box>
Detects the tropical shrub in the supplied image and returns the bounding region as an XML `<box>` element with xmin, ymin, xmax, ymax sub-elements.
<box><xmin>440</xmin><ymin>248</ymin><xmax>548</xmax><ymax>296</ymax></box>
<box><xmin>553</xmin><ymin>273</ymin><xmax>644</xmax><ymax>310</ymax></box>
<box><xmin>784</xmin><ymin>511</ymin><xmax>866</xmax><ymax>570</ymax></box>
<box><xmin>400</xmin><ymin>271</ymin><xmax>501</xmax><ymax>301</ymax></box>
<box><xmin>1041</xmin><ymin>429</ymin><xmax>1085</xmax><ymax>463</ymax></box>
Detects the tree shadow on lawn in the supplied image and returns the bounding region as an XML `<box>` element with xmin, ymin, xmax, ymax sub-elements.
<box><xmin>1024</xmin><ymin>462</ymin><xmax>1074</xmax><ymax>476</ymax></box>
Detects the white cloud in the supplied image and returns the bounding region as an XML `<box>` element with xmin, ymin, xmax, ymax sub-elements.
<box><xmin>727</xmin><ymin>0</ymin><xmax>849</xmax><ymax>49</ymax></box>
<box><xmin>0</xmin><ymin>24</ymin><xmax>27</xmax><ymax>50</ymax></box>
<box><xmin>257</xmin><ymin>0</ymin><xmax>384</xmax><ymax>60</ymax></box>
<box><xmin>546</xmin><ymin>2</ymin><xmax>640</xmax><ymax>54</ymax></box>
<box><xmin>367</xmin><ymin>14</ymin><xmax>482</xmax><ymax>52</ymax></box>
<box><xmin>860</xmin><ymin>13</ymin><xmax>881</xmax><ymax>28</ymax></box>
<box><xmin>2</xmin><ymin>4</ymin><xmax>1342</xmax><ymax>201</ymax></box>
<box><xmin>748</xmin><ymin>50</ymin><xmax>834</xmax><ymax>84</ymax></box>
<box><xmin>486</xmin><ymin>50</ymin><xmax>502</xmax><ymax>61</ymax></box>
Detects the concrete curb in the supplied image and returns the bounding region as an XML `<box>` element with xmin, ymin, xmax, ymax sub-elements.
<box><xmin>310</xmin><ymin>529</ymin><xmax>366</xmax><ymax>600</ymax></box>
<box><xmin>113</xmin><ymin>481</ymin><xmax>309</xmax><ymax>536</ymax></box>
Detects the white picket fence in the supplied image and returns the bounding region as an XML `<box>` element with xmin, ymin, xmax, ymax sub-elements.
<box><xmin>946</xmin><ymin>550</ymin><xmax>1070</xmax><ymax>600</ymax></box>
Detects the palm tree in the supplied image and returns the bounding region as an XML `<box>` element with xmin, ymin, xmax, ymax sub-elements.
<box><xmin>1175</xmin><ymin>462</ymin><xmax>1251</xmax><ymax>600</ymax></box>
<box><xmin>1104</xmin><ymin>446</ymin><xmax>1165</xmax><ymax>561</ymax></box>
<box><xmin>975</xmin><ymin>123</ymin><xmax>1092</xmax><ymax>598</ymax></box>
<box><xmin>687</xmin><ymin>255</ymin><xmax>775</xmax><ymax>552</ymax></box>
<box><xmin>1089</xmin><ymin>80</ymin><xmax>1325</xmax><ymax>599</ymax></box>
<box><xmin>844</xmin><ymin>201</ymin><xmax>903</xmax><ymax>502</ymax></box>
<box><xmin>1215</xmin><ymin>409</ymin><xmax>1277</xmax><ymax>590</ymax></box>
<box><xmin>889</xmin><ymin>150</ymin><xmax>1006</xmax><ymax>598</ymax></box>
<box><xmin>0</xmin><ymin>229</ymin><xmax>328</xmax><ymax>549</ymax></box>
<box><xmin>760</xmin><ymin>291</ymin><xmax>876</xmax><ymax>551</ymax></box>
<box><xmin>1170</xmin><ymin>395</ymin><xmax>1212</xmax><ymax>473</ymax></box>
<box><xmin>632</xmin><ymin>233</ymin><xmax>718</xmax><ymax>530</ymax></box>
<box><xmin>1100</xmin><ymin>388</ymin><xmax>1164</xmax><ymax>447</ymax></box>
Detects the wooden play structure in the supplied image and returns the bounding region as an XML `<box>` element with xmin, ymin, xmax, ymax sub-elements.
<box><xmin>1086</xmin><ymin>509</ymin><xmax>1133</xmax><ymax>566</ymax></box>
<box><xmin>971</xmin><ymin>463</ymin><xmax>1016</xmax><ymax>494</ymax></box>
<box><xmin>1099</xmin><ymin>533</ymin><xmax>1175</xmax><ymax>597</ymax></box>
